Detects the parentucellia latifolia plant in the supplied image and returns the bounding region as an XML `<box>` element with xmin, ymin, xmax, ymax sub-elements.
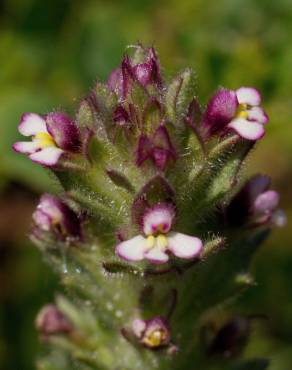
<box><xmin>13</xmin><ymin>45</ymin><xmax>286</xmax><ymax>370</ymax></box>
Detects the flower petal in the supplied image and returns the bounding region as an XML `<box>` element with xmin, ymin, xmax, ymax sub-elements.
<box><xmin>13</xmin><ymin>141</ymin><xmax>40</xmax><ymax>154</ymax></box>
<box><xmin>46</xmin><ymin>112</ymin><xmax>81</xmax><ymax>152</ymax></box>
<box><xmin>144</xmin><ymin>247</ymin><xmax>169</xmax><ymax>264</ymax></box>
<box><xmin>18</xmin><ymin>113</ymin><xmax>47</xmax><ymax>136</ymax></box>
<box><xmin>254</xmin><ymin>190</ymin><xmax>280</xmax><ymax>213</ymax></box>
<box><xmin>247</xmin><ymin>107</ymin><xmax>269</xmax><ymax>124</ymax></box>
<box><xmin>236</xmin><ymin>87</ymin><xmax>261</xmax><ymax>106</ymax></box>
<box><xmin>228</xmin><ymin>118</ymin><xmax>265</xmax><ymax>141</ymax></box>
<box><xmin>116</xmin><ymin>235</ymin><xmax>146</xmax><ymax>262</ymax></box>
<box><xmin>132</xmin><ymin>319</ymin><xmax>146</xmax><ymax>338</ymax></box>
<box><xmin>29</xmin><ymin>147</ymin><xmax>64</xmax><ymax>166</ymax></box>
<box><xmin>142</xmin><ymin>204</ymin><xmax>175</xmax><ymax>235</ymax></box>
<box><xmin>202</xmin><ymin>89</ymin><xmax>238</xmax><ymax>137</ymax></box>
<box><xmin>167</xmin><ymin>232</ymin><xmax>203</xmax><ymax>259</ymax></box>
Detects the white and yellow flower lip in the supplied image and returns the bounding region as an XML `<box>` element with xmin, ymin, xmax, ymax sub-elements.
<box><xmin>132</xmin><ymin>317</ymin><xmax>171</xmax><ymax>349</ymax></box>
<box><xmin>203</xmin><ymin>87</ymin><xmax>269</xmax><ymax>141</ymax></box>
<box><xmin>116</xmin><ymin>203</ymin><xmax>203</xmax><ymax>264</ymax></box>
<box><xmin>13</xmin><ymin>112</ymin><xmax>81</xmax><ymax>167</ymax></box>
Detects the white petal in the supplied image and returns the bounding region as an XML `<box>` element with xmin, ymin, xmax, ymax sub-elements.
<box><xmin>18</xmin><ymin>113</ymin><xmax>47</xmax><ymax>136</ymax></box>
<box><xmin>116</xmin><ymin>235</ymin><xmax>146</xmax><ymax>262</ymax></box>
<box><xmin>228</xmin><ymin>118</ymin><xmax>265</xmax><ymax>141</ymax></box>
<box><xmin>13</xmin><ymin>141</ymin><xmax>40</xmax><ymax>154</ymax></box>
<box><xmin>144</xmin><ymin>247</ymin><xmax>169</xmax><ymax>264</ymax></box>
<box><xmin>167</xmin><ymin>232</ymin><xmax>203</xmax><ymax>259</ymax></box>
<box><xmin>132</xmin><ymin>319</ymin><xmax>146</xmax><ymax>337</ymax></box>
<box><xmin>247</xmin><ymin>107</ymin><xmax>268</xmax><ymax>124</ymax></box>
<box><xmin>29</xmin><ymin>147</ymin><xmax>64</xmax><ymax>166</ymax></box>
<box><xmin>236</xmin><ymin>87</ymin><xmax>261</xmax><ymax>106</ymax></box>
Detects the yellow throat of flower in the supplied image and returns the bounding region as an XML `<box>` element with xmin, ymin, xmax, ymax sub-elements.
<box><xmin>236</xmin><ymin>103</ymin><xmax>249</xmax><ymax>119</ymax></box>
<box><xmin>142</xmin><ymin>328</ymin><xmax>167</xmax><ymax>348</ymax></box>
<box><xmin>146</xmin><ymin>234</ymin><xmax>168</xmax><ymax>250</ymax></box>
<box><xmin>34</xmin><ymin>132</ymin><xmax>56</xmax><ymax>148</ymax></box>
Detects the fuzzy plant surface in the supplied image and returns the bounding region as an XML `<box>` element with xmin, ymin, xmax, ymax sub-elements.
<box><xmin>13</xmin><ymin>45</ymin><xmax>286</xmax><ymax>370</ymax></box>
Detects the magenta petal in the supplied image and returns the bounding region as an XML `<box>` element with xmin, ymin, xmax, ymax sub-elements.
<box><xmin>18</xmin><ymin>113</ymin><xmax>47</xmax><ymax>136</ymax></box>
<box><xmin>167</xmin><ymin>232</ymin><xmax>203</xmax><ymax>259</ymax></box>
<box><xmin>254</xmin><ymin>190</ymin><xmax>280</xmax><ymax>213</ymax></box>
<box><xmin>236</xmin><ymin>87</ymin><xmax>261</xmax><ymax>106</ymax></box>
<box><xmin>29</xmin><ymin>147</ymin><xmax>64</xmax><ymax>167</ymax></box>
<box><xmin>46</xmin><ymin>112</ymin><xmax>81</xmax><ymax>152</ymax></box>
<box><xmin>144</xmin><ymin>247</ymin><xmax>169</xmax><ymax>264</ymax></box>
<box><xmin>203</xmin><ymin>89</ymin><xmax>238</xmax><ymax>137</ymax></box>
<box><xmin>116</xmin><ymin>235</ymin><xmax>146</xmax><ymax>262</ymax></box>
<box><xmin>228</xmin><ymin>118</ymin><xmax>265</xmax><ymax>141</ymax></box>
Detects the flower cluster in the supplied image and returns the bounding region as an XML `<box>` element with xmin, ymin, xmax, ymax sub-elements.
<box><xmin>13</xmin><ymin>45</ymin><xmax>285</xmax><ymax>363</ymax></box>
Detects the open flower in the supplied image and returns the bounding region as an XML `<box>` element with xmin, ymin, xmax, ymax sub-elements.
<box><xmin>132</xmin><ymin>317</ymin><xmax>171</xmax><ymax>349</ymax></box>
<box><xmin>136</xmin><ymin>126</ymin><xmax>177</xmax><ymax>170</ymax></box>
<box><xmin>116</xmin><ymin>203</ymin><xmax>203</xmax><ymax>264</ymax></box>
<box><xmin>33</xmin><ymin>194</ymin><xmax>81</xmax><ymax>239</ymax></box>
<box><xmin>13</xmin><ymin>112</ymin><xmax>81</xmax><ymax>167</ymax></box>
<box><xmin>203</xmin><ymin>87</ymin><xmax>268</xmax><ymax>141</ymax></box>
<box><xmin>225</xmin><ymin>175</ymin><xmax>286</xmax><ymax>227</ymax></box>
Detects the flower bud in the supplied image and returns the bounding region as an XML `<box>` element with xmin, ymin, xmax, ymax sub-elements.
<box><xmin>32</xmin><ymin>194</ymin><xmax>81</xmax><ymax>240</ymax></box>
<box><xmin>35</xmin><ymin>304</ymin><xmax>72</xmax><ymax>340</ymax></box>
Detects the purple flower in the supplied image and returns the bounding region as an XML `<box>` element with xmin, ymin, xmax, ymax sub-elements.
<box><xmin>35</xmin><ymin>304</ymin><xmax>72</xmax><ymax>340</ymax></box>
<box><xmin>225</xmin><ymin>175</ymin><xmax>286</xmax><ymax>227</ymax></box>
<box><xmin>13</xmin><ymin>112</ymin><xmax>81</xmax><ymax>167</ymax></box>
<box><xmin>203</xmin><ymin>87</ymin><xmax>268</xmax><ymax>141</ymax></box>
<box><xmin>132</xmin><ymin>317</ymin><xmax>171</xmax><ymax>349</ymax></box>
<box><xmin>136</xmin><ymin>126</ymin><xmax>177</xmax><ymax>170</ymax></box>
<box><xmin>32</xmin><ymin>194</ymin><xmax>81</xmax><ymax>239</ymax></box>
<box><xmin>116</xmin><ymin>203</ymin><xmax>203</xmax><ymax>264</ymax></box>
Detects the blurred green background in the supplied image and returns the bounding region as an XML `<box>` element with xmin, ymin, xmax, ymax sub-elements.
<box><xmin>0</xmin><ymin>0</ymin><xmax>291</xmax><ymax>369</ymax></box>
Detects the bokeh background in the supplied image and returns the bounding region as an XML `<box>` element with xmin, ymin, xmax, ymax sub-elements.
<box><xmin>0</xmin><ymin>0</ymin><xmax>291</xmax><ymax>369</ymax></box>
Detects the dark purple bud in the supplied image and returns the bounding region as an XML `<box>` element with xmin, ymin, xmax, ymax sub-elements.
<box><xmin>208</xmin><ymin>316</ymin><xmax>250</xmax><ymax>357</ymax></box>
<box><xmin>113</xmin><ymin>105</ymin><xmax>131</xmax><ymax>126</ymax></box>
<box><xmin>46</xmin><ymin>112</ymin><xmax>81</xmax><ymax>152</ymax></box>
<box><xmin>136</xmin><ymin>126</ymin><xmax>176</xmax><ymax>170</ymax></box>
<box><xmin>202</xmin><ymin>89</ymin><xmax>238</xmax><ymax>138</ymax></box>
<box><xmin>32</xmin><ymin>194</ymin><xmax>81</xmax><ymax>239</ymax></box>
<box><xmin>132</xmin><ymin>317</ymin><xmax>171</xmax><ymax>349</ymax></box>
<box><xmin>35</xmin><ymin>304</ymin><xmax>72</xmax><ymax>340</ymax></box>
